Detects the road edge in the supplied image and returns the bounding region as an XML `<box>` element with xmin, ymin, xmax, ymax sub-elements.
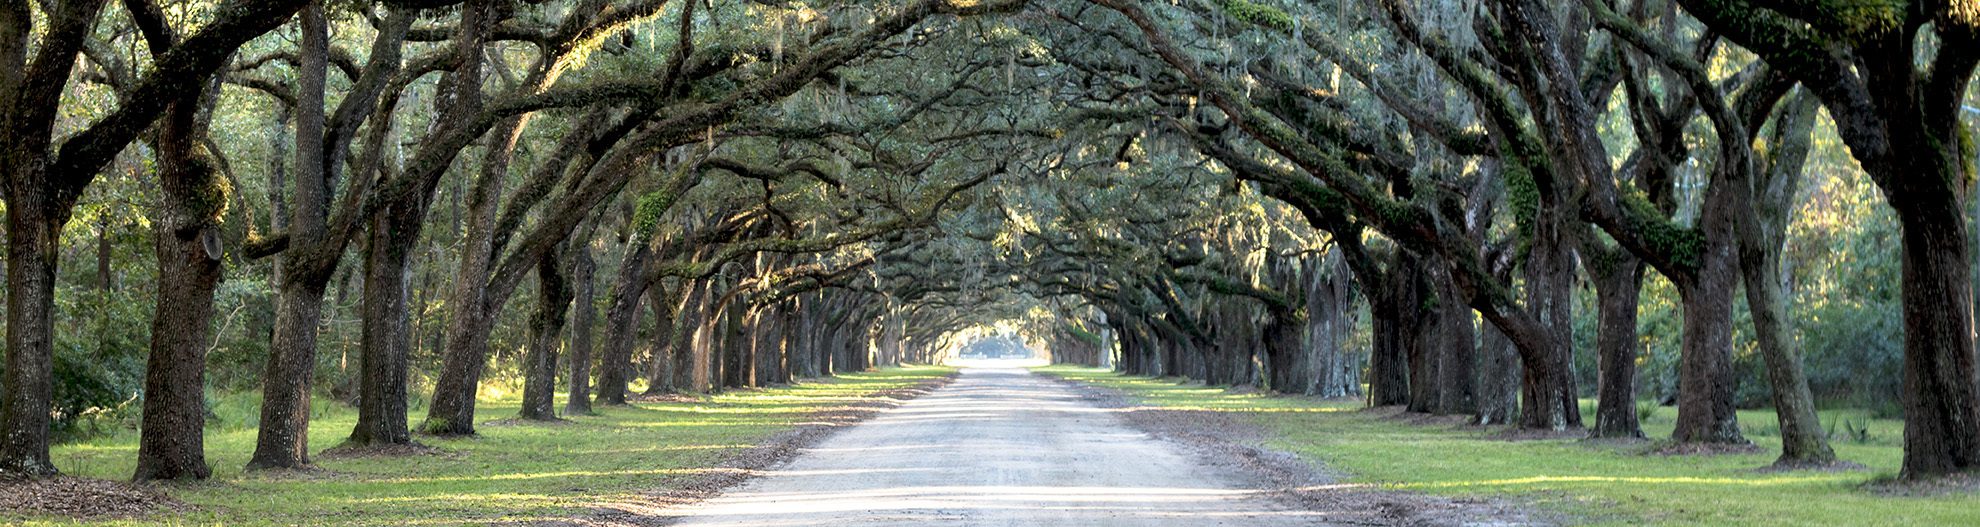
<box><xmin>1034</xmin><ymin>369</ymin><xmax>1556</xmax><ymax>527</ymax></box>
<box><xmin>564</xmin><ymin>368</ymin><xmax>960</xmax><ymax>527</ymax></box>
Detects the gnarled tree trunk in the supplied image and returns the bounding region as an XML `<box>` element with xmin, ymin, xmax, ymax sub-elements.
<box><xmin>519</xmin><ymin>248</ymin><xmax>572</xmax><ymax>421</ymax></box>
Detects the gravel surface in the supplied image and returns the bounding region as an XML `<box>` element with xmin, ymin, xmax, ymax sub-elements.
<box><xmin>652</xmin><ymin>365</ymin><xmax>1420</xmax><ymax>526</ymax></box>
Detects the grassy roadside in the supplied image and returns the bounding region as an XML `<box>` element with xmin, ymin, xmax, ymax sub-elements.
<box><xmin>1033</xmin><ymin>365</ymin><xmax>1980</xmax><ymax>526</ymax></box>
<box><xmin>22</xmin><ymin>365</ymin><xmax>954</xmax><ymax>526</ymax></box>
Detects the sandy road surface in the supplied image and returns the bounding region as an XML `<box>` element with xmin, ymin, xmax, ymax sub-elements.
<box><xmin>662</xmin><ymin>364</ymin><xmax>1337</xmax><ymax>526</ymax></box>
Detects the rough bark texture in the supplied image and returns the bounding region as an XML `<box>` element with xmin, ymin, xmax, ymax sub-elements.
<box><xmin>565</xmin><ymin>241</ymin><xmax>597</xmax><ymax>416</ymax></box>
<box><xmin>1894</xmin><ymin>193</ymin><xmax>1980</xmax><ymax>477</ymax></box>
<box><xmin>642</xmin><ymin>283</ymin><xmax>677</xmax><ymax>394</ymax></box>
<box><xmin>1427</xmin><ymin>268</ymin><xmax>1476</xmax><ymax>416</ymax></box>
<box><xmin>248</xmin><ymin>278</ymin><xmax>328</xmax><ymax>469</ymax></box>
<box><xmin>1474</xmin><ymin>318</ymin><xmax>1520</xmax><ymax>425</ymax></box>
<box><xmin>594</xmin><ymin>239</ymin><xmax>653</xmax><ymax>404</ymax></box>
<box><xmin>137</xmin><ymin>199</ymin><xmax>222</xmax><ymax>480</ymax></box>
<box><xmin>1739</xmin><ymin>92</ymin><xmax>1833</xmax><ymax>464</ymax></box>
<box><xmin>0</xmin><ymin>198</ymin><xmax>65</xmax><ymax>477</ymax></box>
<box><xmin>1367</xmin><ymin>253</ymin><xmax>1416</xmax><ymax>407</ymax></box>
<box><xmin>136</xmin><ymin>73</ymin><xmax>224</xmax><ymax>481</ymax></box>
<box><xmin>520</xmin><ymin>249</ymin><xmax>572</xmax><ymax>421</ymax></box>
<box><xmin>1519</xmin><ymin>210</ymin><xmax>1581</xmax><ymax>431</ymax></box>
<box><xmin>1589</xmin><ymin>253</ymin><xmax>1645</xmax><ymax>439</ymax></box>
<box><xmin>350</xmin><ymin>204</ymin><xmax>422</xmax><ymax>447</ymax></box>
<box><xmin>248</xmin><ymin>3</ymin><xmax>330</xmax><ymax>469</ymax></box>
<box><xmin>1670</xmin><ymin>172</ymin><xmax>1748</xmax><ymax>446</ymax></box>
<box><xmin>418</xmin><ymin>0</ymin><xmax>504</xmax><ymax>437</ymax></box>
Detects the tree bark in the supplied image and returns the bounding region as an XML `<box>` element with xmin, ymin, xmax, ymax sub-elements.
<box><xmin>1894</xmin><ymin>192</ymin><xmax>1980</xmax><ymax>477</ymax></box>
<box><xmin>1589</xmin><ymin>252</ymin><xmax>1645</xmax><ymax>439</ymax></box>
<box><xmin>1309</xmin><ymin>253</ymin><xmax>1358</xmax><ymax>398</ymax></box>
<box><xmin>349</xmin><ymin>203</ymin><xmax>423</xmax><ymax>447</ymax></box>
<box><xmin>1474</xmin><ymin>317</ymin><xmax>1520</xmax><ymax>425</ymax></box>
<box><xmin>248</xmin><ymin>2</ymin><xmax>330</xmax><ymax>469</ymax></box>
<box><xmin>594</xmin><ymin>239</ymin><xmax>653</xmax><ymax>404</ymax></box>
<box><xmin>520</xmin><ymin>247</ymin><xmax>572</xmax><ymax>421</ymax></box>
<box><xmin>417</xmin><ymin>0</ymin><xmax>505</xmax><ymax>437</ymax></box>
<box><xmin>1738</xmin><ymin>91</ymin><xmax>1833</xmax><ymax>465</ymax></box>
<box><xmin>0</xmin><ymin>198</ymin><xmax>65</xmax><ymax>477</ymax></box>
<box><xmin>641</xmin><ymin>282</ymin><xmax>677</xmax><ymax>394</ymax></box>
<box><xmin>1367</xmin><ymin>252</ymin><xmax>1417</xmax><ymax>407</ymax></box>
<box><xmin>1428</xmin><ymin>267</ymin><xmax>1475</xmax><ymax>416</ymax></box>
<box><xmin>565</xmin><ymin>240</ymin><xmax>597</xmax><ymax>416</ymax></box>
<box><xmin>1519</xmin><ymin>208</ymin><xmax>1581</xmax><ymax>431</ymax></box>
<box><xmin>247</xmin><ymin>278</ymin><xmax>328</xmax><ymax>469</ymax></box>
<box><xmin>671</xmin><ymin>279</ymin><xmax>709</xmax><ymax>392</ymax></box>
<box><xmin>1670</xmin><ymin>268</ymin><xmax>1745</xmax><ymax>445</ymax></box>
<box><xmin>136</xmin><ymin>74</ymin><xmax>225</xmax><ymax>481</ymax></box>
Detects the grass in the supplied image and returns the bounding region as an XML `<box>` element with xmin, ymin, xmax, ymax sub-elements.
<box><xmin>24</xmin><ymin>365</ymin><xmax>954</xmax><ymax>526</ymax></box>
<box><xmin>1033</xmin><ymin>364</ymin><xmax>1980</xmax><ymax>526</ymax></box>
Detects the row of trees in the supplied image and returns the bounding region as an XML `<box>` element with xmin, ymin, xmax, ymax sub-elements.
<box><xmin>0</xmin><ymin>0</ymin><xmax>1032</xmax><ymax>481</ymax></box>
<box><xmin>998</xmin><ymin>0</ymin><xmax>1977</xmax><ymax>480</ymax></box>
<box><xmin>0</xmin><ymin>0</ymin><xmax>1974</xmax><ymax>488</ymax></box>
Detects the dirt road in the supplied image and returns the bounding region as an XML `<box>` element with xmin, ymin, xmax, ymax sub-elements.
<box><xmin>661</xmin><ymin>365</ymin><xmax>1336</xmax><ymax>526</ymax></box>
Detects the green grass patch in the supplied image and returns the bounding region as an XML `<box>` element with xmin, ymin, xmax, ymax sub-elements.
<box><xmin>26</xmin><ymin>365</ymin><xmax>953</xmax><ymax>526</ymax></box>
<box><xmin>1033</xmin><ymin>365</ymin><xmax>1980</xmax><ymax>526</ymax></box>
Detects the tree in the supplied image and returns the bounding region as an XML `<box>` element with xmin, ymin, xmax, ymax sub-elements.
<box><xmin>1</xmin><ymin>0</ymin><xmax>309</xmax><ymax>478</ymax></box>
<box><xmin>1675</xmin><ymin>0</ymin><xmax>1980</xmax><ymax>480</ymax></box>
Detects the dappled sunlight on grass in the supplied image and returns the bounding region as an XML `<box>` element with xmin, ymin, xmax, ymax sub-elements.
<box><xmin>27</xmin><ymin>365</ymin><xmax>955</xmax><ymax>526</ymax></box>
<box><xmin>1388</xmin><ymin>474</ymin><xmax>1857</xmax><ymax>490</ymax></box>
<box><xmin>1035</xmin><ymin>365</ymin><xmax>1980</xmax><ymax>526</ymax></box>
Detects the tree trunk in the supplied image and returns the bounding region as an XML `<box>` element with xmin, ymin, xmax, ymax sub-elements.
<box><xmin>1518</xmin><ymin>212</ymin><xmax>1581</xmax><ymax>431</ymax></box>
<box><xmin>722</xmin><ymin>292</ymin><xmax>751</xmax><ymax>388</ymax></box>
<box><xmin>348</xmin><ymin>204</ymin><xmax>421</xmax><ymax>447</ymax></box>
<box><xmin>1407</xmin><ymin>266</ymin><xmax>1440</xmax><ymax>413</ymax></box>
<box><xmin>594</xmin><ymin>241</ymin><xmax>652</xmax><ymax>405</ymax></box>
<box><xmin>1739</xmin><ymin>91</ymin><xmax>1833</xmax><ymax>465</ymax></box>
<box><xmin>520</xmin><ymin>250</ymin><xmax>571</xmax><ymax>421</ymax></box>
<box><xmin>423</xmin><ymin>299</ymin><xmax>494</xmax><ymax>435</ymax></box>
<box><xmin>1590</xmin><ymin>253</ymin><xmax>1645</xmax><ymax>439</ymax></box>
<box><xmin>1310</xmin><ymin>254</ymin><xmax>1358</xmax><ymax>397</ymax></box>
<box><xmin>136</xmin><ymin>76</ymin><xmax>228</xmax><ymax>480</ymax></box>
<box><xmin>670</xmin><ymin>280</ymin><xmax>707</xmax><ymax>392</ymax></box>
<box><xmin>138</xmin><ymin>196</ymin><xmax>223</xmax><ymax>481</ymax></box>
<box><xmin>1670</xmin><ymin>270</ymin><xmax>1745</xmax><ymax>445</ymax></box>
<box><xmin>1367</xmin><ymin>254</ymin><xmax>1416</xmax><ymax>407</ymax></box>
<box><xmin>689</xmin><ymin>281</ymin><xmax>720</xmax><ymax>392</ymax></box>
<box><xmin>1893</xmin><ymin>190</ymin><xmax>1980</xmax><ymax>477</ymax></box>
<box><xmin>0</xmin><ymin>195</ymin><xmax>65</xmax><ymax>477</ymax></box>
<box><xmin>1266</xmin><ymin>311</ymin><xmax>1309</xmax><ymax>394</ymax></box>
<box><xmin>1474</xmin><ymin>317</ymin><xmax>1520</xmax><ymax>425</ymax></box>
<box><xmin>1429</xmin><ymin>271</ymin><xmax>1475</xmax><ymax>416</ymax></box>
<box><xmin>641</xmin><ymin>283</ymin><xmax>676</xmax><ymax>394</ymax></box>
<box><xmin>565</xmin><ymin>242</ymin><xmax>597</xmax><ymax>416</ymax></box>
<box><xmin>248</xmin><ymin>3</ymin><xmax>329</xmax><ymax>469</ymax></box>
<box><xmin>247</xmin><ymin>277</ymin><xmax>329</xmax><ymax>469</ymax></box>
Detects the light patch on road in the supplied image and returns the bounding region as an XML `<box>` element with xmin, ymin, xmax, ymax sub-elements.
<box><xmin>660</xmin><ymin>367</ymin><xmax>1331</xmax><ymax>526</ymax></box>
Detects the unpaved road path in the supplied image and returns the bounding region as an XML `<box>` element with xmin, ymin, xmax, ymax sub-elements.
<box><xmin>662</xmin><ymin>366</ymin><xmax>1335</xmax><ymax>526</ymax></box>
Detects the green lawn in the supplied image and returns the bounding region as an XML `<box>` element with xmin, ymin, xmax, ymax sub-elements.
<box><xmin>24</xmin><ymin>365</ymin><xmax>954</xmax><ymax>526</ymax></box>
<box><xmin>1034</xmin><ymin>365</ymin><xmax>1980</xmax><ymax>526</ymax></box>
